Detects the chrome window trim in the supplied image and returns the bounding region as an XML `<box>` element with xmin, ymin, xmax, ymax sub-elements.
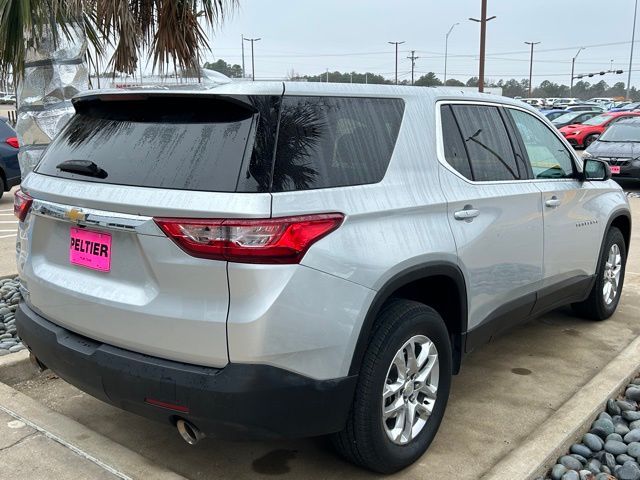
<box><xmin>435</xmin><ymin>99</ymin><xmax>583</xmax><ymax>186</ymax></box>
<box><xmin>30</xmin><ymin>199</ymin><xmax>159</xmax><ymax>235</ymax></box>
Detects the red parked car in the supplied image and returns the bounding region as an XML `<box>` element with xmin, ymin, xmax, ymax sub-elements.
<box><xmin>559</xmin><ymin>111</ymin><xmax>640</xmax><ymax>148</ymax></box>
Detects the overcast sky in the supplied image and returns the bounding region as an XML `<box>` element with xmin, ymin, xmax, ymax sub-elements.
<box><xmin>196</xmin><ymin>0</ymin><xmax>640</xmax><ymax>87</ymax></box>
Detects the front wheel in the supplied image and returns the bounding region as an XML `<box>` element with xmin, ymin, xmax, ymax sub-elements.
<box><xmin>332</xmin><ymin>299</ymin><xmax>452</xmax><ymax>473</ymax></box>
<box><xmin>572</xmin><ymin>227</ymin><xmax>626</xmax><ymax>320</ymax></box>
<box><xmin>583</xmin><ymin>134</ymin><xmax>599</xmax><ymax>148</ymax></box>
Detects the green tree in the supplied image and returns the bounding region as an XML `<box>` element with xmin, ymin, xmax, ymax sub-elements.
<box><xmin>0</xmin><ymin>0</ymin><xmax>236</xmax><ymax>176</ymax></box>
<box><xmin>444</xmin><ymin>79</ymin><xmax>465</xmax><ymax>87</ymax></box>
<box><xmin>203</xmin><ymin>59</ymin><xmax>243</xmax><ymax>78</ymax></box>
<box><xmin>466</xmin><ymin>77</ymin><xmax>479</xmax><ymax>87</ymax></box>
<box><xmin>415</xmin><ymin>72</ymin><xmax>443</xmax><ymax>87</ymax></box>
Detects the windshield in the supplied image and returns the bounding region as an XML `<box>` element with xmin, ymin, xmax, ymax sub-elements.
<box><xmin>552</xmin><ymin>112</ymin><xmax>581</xmax><ymax>124</ymax></box>
<box><xmin>599</xmin><ymin>123</ymin><xmax>640</xmax><ymax>142</ymax></box>
<box><xmin>583</xmin><ymin>114</ymin><xmax>612</xmax><ymax>126</ymax></box>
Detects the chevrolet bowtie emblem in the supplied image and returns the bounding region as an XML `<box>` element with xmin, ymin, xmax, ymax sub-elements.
<box><xmin>65</xmin><ymin>208</ymin><xmax>86</xmax><ymax>223</ymax></box>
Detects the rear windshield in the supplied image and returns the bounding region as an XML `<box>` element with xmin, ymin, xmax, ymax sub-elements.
<box><xmin>36</xmin><ymin>94</ymin><xmax>405</xmax><ymax>193</ymax></box>
<box><xmin>36</xmin><ymin>95</ymin><xmax>278</xmax><ymax>192</ymax></box>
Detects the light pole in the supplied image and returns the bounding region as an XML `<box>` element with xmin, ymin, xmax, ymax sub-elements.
<box><xmin>444</xmin><ymin>22</ymin><xmax>459</xmax><ymax>84</ymax></box>
<box><xmin>570</xmin><ymin>47</ymin><xmax>585</xmax><ymax>97</ymax></box>
<box><xmin>241</xmin><ymin>34</ymin><xmax>245</xmax><ymax>78</ymax></box>
<box><xmin>525</xmin><ymin>41</ymin><xmax>540</xmax><ymax>97</ymax></box>
<box><xmin>627</xmin><ymin>0</ymin><xmax>638</xmax><ymax>100</ymax></box>
<box><xmin>388</xmin><ymin>41</ymin><xmax>405</xmax><ymax>85</ymax></box>
<box><xmin>469</xmin><ymin>0</ymin><xmax>496</xmax><ymax>93</ymax></box>
<box><xmin>243</xmin><ymin>37</ymin><xmax>261</xmax><ymax>81</ymax></box>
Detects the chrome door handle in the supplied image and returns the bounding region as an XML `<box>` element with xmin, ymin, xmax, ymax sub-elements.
<box><xmin>545</xmin><ymin>196</ymin><xmax>561</xmax><ymax>208</ymax></box>
<box><xmin>454</xmin><ymin>208</ymin><xmax>480</xmax><ymax>221</ymax></box>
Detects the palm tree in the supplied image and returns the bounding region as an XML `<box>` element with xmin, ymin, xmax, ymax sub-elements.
<box><xmin>0</xmin><ymin>0</ymin><xmax>236</xmax><ymax>177</ymax></box>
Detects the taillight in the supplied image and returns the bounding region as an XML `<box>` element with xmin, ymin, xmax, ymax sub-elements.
<box><xmin>154</xmin><ymin>213</ymin><xmax>344</xmax><ymax>264</ymax></box>
<box><xmin>14</xmin><ymin>189</ymin><xmax>32</xmax><ymax>222</ymax></box>
<box><xmin>5</xmin><ymin>137</ymin><xmax>18</xmax><ymax>148</ymax></box>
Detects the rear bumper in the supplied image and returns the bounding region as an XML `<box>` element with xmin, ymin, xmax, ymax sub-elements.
<box><xmin>16</xmin><ymin>302</ymin><xmax>358</xmax><ymax>439</ymax></box>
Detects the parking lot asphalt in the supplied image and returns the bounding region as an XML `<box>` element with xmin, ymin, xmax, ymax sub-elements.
<box><xmin>0</xmin><ymin>191</ymin><xmax>637</xmax><ymax>479</ymax></box>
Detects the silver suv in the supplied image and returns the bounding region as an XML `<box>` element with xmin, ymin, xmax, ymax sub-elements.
<box><xmin>15</xmin><ymin>83</ymin><xmax>630</xmax><ymax>473</ymax></box>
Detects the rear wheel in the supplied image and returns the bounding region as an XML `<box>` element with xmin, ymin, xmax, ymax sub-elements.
<box><xmin>572</xmin><ymin>227</ymin><xmax>626</xmax><ymax>320</ymax></box>
<box><xmin>332</xmin><ymin>299</ymin><xmax>452</xmax><ymax>473</ymax></box>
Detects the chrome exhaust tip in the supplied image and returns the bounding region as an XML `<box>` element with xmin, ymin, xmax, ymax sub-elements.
<box><xmin>176</xmin><ymin>419</ymin><xmax>205</xmax><ymax>445</ymax></box>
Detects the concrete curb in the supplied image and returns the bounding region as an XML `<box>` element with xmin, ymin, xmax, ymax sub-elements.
<box><xmin>0</xmin><ymin>349</ymin><xmax>33</xmax><ymax>385</ymax></box>
<box><xmin>481</xmin><ymin>334</ymin><xmax>640</xmax><ymax>480</ymax></box>
<box><xmin>0</xmin><ymin>380</ymin><xmax>188</xmax><ymax>480</ymax></box>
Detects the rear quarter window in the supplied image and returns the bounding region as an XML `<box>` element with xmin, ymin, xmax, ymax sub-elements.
<box><xmin>271</xmin><ymin>96</ymin><xmax>405</xmax><ymax>191</ymax></box>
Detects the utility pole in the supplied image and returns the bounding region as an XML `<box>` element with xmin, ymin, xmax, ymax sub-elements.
<box><xmin>444</xmin><ymin>22</ymin><xmax>459</xmax><ymax>84</ymax></box>
<box><xmin>407</xmin><ymin>50</ymin><xmax>419</xmax><ymax>85</ymax></box>
<box><xmin>525</xmin><ymin>41</ymin><xmax>540</xmax><ymax>97</ymax></box>
<box><xmin>243</xmin><ymin>37</ymin><xmax>261</xmax><ymax>81</ymax></box>
<box><xmin>627</xmin><ymin>0</ymin><xmax>638</xmax><ymax>100</ymax></box>
<box><xmin>388</xmin><ymin>41</ymin><xmax>405</xmax><ymax>85</ymax></box>
<box><xmin>469</xmin><ymin>0</ymin><xmax>496</xmax><ymax>93</ymax></box>
<box><xmin>241</xmin><ymin>34</ymin><xmax>245</xmax><ymax>78</ymax></box>
<box><xmin>570</xmin><ymin>47</ymin><xmax>585</xmax><ymax>97</ymax></box>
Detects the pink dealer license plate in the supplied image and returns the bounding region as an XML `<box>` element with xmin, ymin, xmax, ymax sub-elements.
<box><xmin>610</xmin><ymin>166</ymin><xmax>621</xmax><ymax>174</ymax></box>
<box><xmin>69</xmin><ymin>227</ymin><xmax>112</xmax><ymax>272</ymax></box>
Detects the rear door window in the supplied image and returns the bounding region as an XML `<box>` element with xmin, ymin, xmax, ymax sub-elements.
<box><xmin>450</xmin><ymin>104</ymin><xmax>523</xmax><ymax>181</ymax></box>
<box><xmin>271</xmin><ymin>96</ymin><xmax>405</xmax><ymax>191</ymax></box>
<box><xmin>440</xmin><ymin>105</ymin><xmax>473</xmax><ymax>180</ymax></box>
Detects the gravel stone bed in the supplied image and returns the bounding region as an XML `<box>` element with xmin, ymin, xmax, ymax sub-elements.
<box><xmin>0</xmin><ymin>276</ymin><xmax>23</xmax><ymax>356</ymax></box>
<box><xmin>538</xmin><ymin>376</ymin><xmax>640</xmax><ymax>480</ymax></box>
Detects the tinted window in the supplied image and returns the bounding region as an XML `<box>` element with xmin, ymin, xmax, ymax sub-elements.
<box><xmin>36</xmin><ymin>95</ymin><xmax>280</xmax><ymax>193</ymax></box>
<box><xmin>271</xmin><ymin>96</ymin><xmax>404</xmax><ymax>191</ymax></box>
<box><xmin>508</xmin><ymin>109</ymin><xmax>575</xmax><ymax>179</ymax></box>
<box><xmin>440</xmin><ymin>105</ymin><xmax>472</xmax><ymax>179</ymax></box>
<box><xmin>552</xmin><ymin>112</ymin><xmax>582</xmax><ymax>124</ymax></box>
<box><xmin>451</xmin><ymin>105</ymin><xmax>521</xmax><ymax>181</ymax></box>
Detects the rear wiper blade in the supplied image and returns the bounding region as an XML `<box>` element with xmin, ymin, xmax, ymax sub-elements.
<box><xmin>56</xmin><ymin>160</ymin><xmax>108</xmax><ymax>179</ymax></box>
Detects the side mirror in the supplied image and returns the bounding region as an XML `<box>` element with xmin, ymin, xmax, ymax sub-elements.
<box><xmin>583</xmin><ymin>158</ymin><xmax>611</xmax><ymax>181</ymax></box>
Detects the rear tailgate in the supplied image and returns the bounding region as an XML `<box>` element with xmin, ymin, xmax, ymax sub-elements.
<box><xmin>18</xmin><ymin>93</ymin><xmax>278</xmax><ymax>367</ymax></box>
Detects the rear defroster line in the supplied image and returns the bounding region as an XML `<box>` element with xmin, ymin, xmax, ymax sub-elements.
<box><xmin>0</xmin><ymin>403</ymin><xmax>133</xmax><ymax>480</ymax></box>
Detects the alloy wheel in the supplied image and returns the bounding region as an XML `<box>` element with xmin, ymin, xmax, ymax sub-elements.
<box><xmin>382</xmin><ymin>335</ymin><xmax>439</xmax><ymax>445</ymax></box>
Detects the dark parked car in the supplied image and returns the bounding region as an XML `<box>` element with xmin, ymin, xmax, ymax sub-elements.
<box><xmin>0</xmin><ymin>120</ymin><xmax>20</xmax><ymax>197</ymax></box>
<box><xmin>564</xmin><ymin>104</ymin><xmax>604</xmax><ymax>113</ymax></box>
<box><xmin>584</xmin><ymin>117</ymin><xmax>640</xmax><ymax>180</ymax></box>
<box><xmin>551</xmin><ymin>110</ymin><xmax>601</xmax><ymax>129</ymax></box>
<box><xmin>541</xmin><ymin>109</ymin><xmax>569</xmax><ymax>121</ymax></box>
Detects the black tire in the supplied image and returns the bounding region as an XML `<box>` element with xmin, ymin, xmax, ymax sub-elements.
<box><xmin>0</xmin><ymin>176</ymin><xmax>5</xmax><ymax>200</ymax></box>
<box><xmin>332</xmin><ymin>299</ymin><xmax>452</xmax><ymax>473</ymax></box>
<box><xmin>572</xmin><ymin>227</ymin><xmax>626</xmax><ymax>320</ymax></box>
<box><xmin>583</xmin><ymin>134</ymin><xmax>599</xmax><ymax>148</ymax></box>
